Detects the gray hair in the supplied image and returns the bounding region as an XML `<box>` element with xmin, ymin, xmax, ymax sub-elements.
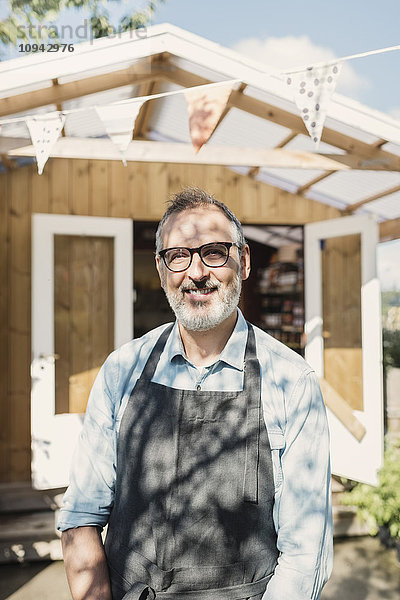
<box><xmin>155</xmin><ymin>187</ymin><xmax>245</xmax><ymax>253</ymax></box>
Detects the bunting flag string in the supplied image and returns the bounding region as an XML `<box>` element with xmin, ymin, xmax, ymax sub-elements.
<box><xmin>184</xmin><ymin>82</ymin><xmax>235</xmax><ymax>152</ymax></box>
<box><xmin>25</xmin><ymin>113</ymin><xmax>65</xmax><ymax>175</ymax></box>
<box><xmin>95</xmin><ymin>99</ymin><xmax>145</xmax><ymax>165</ymax></box>
<box><xmin>0</xmin><ymin>78</ymin><xmax>241</xmax><ymax>126</ymax></box>
<box><xmin>1</xmin><ymin>42</ymin><xmax>400</xmax><ymax>173</ymax></box>
<box><xmin>286</xmin><ymin>63</ymin><xmax>342</xmax><ymax>148</ymax></box>
<box><xmin>280</xmin><ymin>43</ymin><xmax>400</xmax><ymax>75</ymax></box>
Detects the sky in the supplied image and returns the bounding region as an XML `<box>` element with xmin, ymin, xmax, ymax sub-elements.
<box><xmin>152</xmin><ymin>0</ymin><xmax>400</xmax><ymax>116</ymax></box>
<box><xmin>1</xmin><ymin>0</ymin><xmax>399</xmax><ymax>289</ymax></box>
<box><xmin>2</xmin><ymin>0</ymin><xmax>399</xmax><ymax>114</ymax></box>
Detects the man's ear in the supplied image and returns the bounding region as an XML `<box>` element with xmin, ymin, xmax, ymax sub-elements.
<box><xmin>240</xmin><ymin>244</ymin><xmax>251</xmax><ymax>281</ymax></box>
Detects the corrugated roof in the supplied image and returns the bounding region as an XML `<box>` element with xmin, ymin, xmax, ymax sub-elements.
<box><xmin>359</xmin><ymin>192</ymin><xmax>400</xmax><ymax>220</ymax></box>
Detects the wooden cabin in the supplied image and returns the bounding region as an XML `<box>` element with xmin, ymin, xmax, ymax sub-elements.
<box><xmin>0</xmin><ymin>26</ymin><xmax>400</xmax><ymax>543</ymax></box>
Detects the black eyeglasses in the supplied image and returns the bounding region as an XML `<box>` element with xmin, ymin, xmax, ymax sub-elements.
<box><xmin>158</xmin><ymin>241</ymin><xmax>241</xmax><ymax>272</ymax></box>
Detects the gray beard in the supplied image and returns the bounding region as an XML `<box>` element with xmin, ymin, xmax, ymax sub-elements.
<box><xmin>163</xmin><ymin>273</ymin><xmax>242</xmax><ymax>332</ymax></box>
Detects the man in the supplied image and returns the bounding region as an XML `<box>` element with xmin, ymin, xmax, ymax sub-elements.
<box><xmin>58</xmin><ymin>187</ymin><xmax>333</xmax><ymax>600</ymax></box>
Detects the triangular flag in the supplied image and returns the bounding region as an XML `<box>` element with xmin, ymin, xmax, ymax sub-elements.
<box><xmin>184</xmin><ymin>83</ymin><xmax>234</xmax><ymax>152</ymax></box>
<box><xmin>95</xmin><ymin>99</ymin><xmax>145</xmax><ymax>165</ymax></box>
<box><xmin>286</xmin><ymin>63</ymin><xmax>342</xmax><ymax>148</ymax></box>
<box><xmin>26</xmin><ymin>113</ymin><xmax>65</xmax><ymax>175</ymax></box>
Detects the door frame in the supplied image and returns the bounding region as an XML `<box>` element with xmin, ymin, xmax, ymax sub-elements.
<box><xmin>304</xmin><ymin>214</ymin><xmax>383</xmax><ymax>485</ymax></box>
<box><xmin>31</xmin><ymin>214</ymin><xmax>133</xmax><ymax>489</ymax></box>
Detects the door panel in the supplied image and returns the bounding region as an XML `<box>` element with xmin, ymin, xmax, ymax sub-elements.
<box><xmin>323</xmin><ymin>349</ymin><xmax>363</xmax><ymax>411</ymax></box>
<box><xmin>322</xmin><ymin>234</ymin><xmax>363</xmax><ymax>411</ymax></box>
<box><xmin>54</xmin><ymin>235</ymin><xmax>114</xmax><ymax>415</ymax></box>
<box><xmin>305</xmin><ymin>215</ymin><xmax>383</xmax><ymax>485</ymax></box>
<box><xmin>31</xmin><ymin>214</ymin><xmax>133</xmax><ymax>489</ymax></box>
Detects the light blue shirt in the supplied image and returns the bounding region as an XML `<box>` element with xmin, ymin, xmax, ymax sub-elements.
<box><xmin>58</xmin><ymin>309</ymin><xmax>333</xmax><ymax>600</ymax></box>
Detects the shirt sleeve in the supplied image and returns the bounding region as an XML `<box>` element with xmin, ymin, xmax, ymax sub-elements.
<box><xmin>57</xmin><ymin>352</ymin><xmax>119</xmax><ymax>531</ymax></box>
<box><xmin>263</xmin><ymin>370</ymin><xmax>333</xmax><ymax>600</ymax></box>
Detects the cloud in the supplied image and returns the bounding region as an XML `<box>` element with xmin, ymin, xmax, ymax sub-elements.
<box><xmin>232</xmin><ymin>35</ymin><xmax>370</xmax><ymax>98</ymax></box>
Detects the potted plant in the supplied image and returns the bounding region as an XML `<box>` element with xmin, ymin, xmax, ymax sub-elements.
<box><xmin>341</xmin><ymin>436</ymin><xmax>400</xmax><ymax>560</ymax></box>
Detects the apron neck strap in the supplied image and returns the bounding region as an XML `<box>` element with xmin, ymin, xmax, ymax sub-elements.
<box><xmin>243</xmin><ymin>322</ymin><xmax>262</xmax><ymax>503</ymax></box>
<box><xmin>243</xmin><ymin>322</ymin><xmax>259</xmax><ymax>383</ymax></box>
<box><xmin>140</xmin><ymin>323</ymin><xmax>174</xmax><ymax>381</ymax></box>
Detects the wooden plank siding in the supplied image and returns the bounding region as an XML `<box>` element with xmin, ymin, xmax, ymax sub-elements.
<box><xmin>90</xmin><ymin>237</ymin><xmax>114</xmax><ymax>394</ymax></box>
<box><xmin>0</xmin><ymin>158</ymin><xmax>340</xmax><ymax>483</ymax></box>
<box><xmin>54</xmin><ymin>236</ymin><xmax>70</xmax><ymax>415</ymax></box>
<box><xmin>54</xmin><ymin>235</ymin><xmax>114</xmax><ymax>415</ymax></box>
<box><xmin>8</xmin><ymin>168</ymin><xmax>31</xmax><ymax>481</ymax></box>
<box><xmin>322</xmin><ymin>234</ymin><xmax>363</xmax><ymax>411</ymax></box>
<box><xmin>0</xmin><ymin>172</ymin><xmax>10</xmax><ymax>480</ymax></box>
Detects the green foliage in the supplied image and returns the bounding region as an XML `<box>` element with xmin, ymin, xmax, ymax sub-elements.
<box><xmin>0</xmin><ymin>0</ymin><xmax>165</xmax><ymax>45</ymax></box>
<box><xmin>342</xmin><ymin>436</ymin><xmax>400</xmax><ymax>540</ymax></box>
<box><xmin>383</xmin><ymin>328</ymin><xmax>400</xmax><ymax>370</ymax></box>
<box><xmin>381</xmin><ymin>291</ymin><xmax>400</xmax><ymax>319</ymax></box>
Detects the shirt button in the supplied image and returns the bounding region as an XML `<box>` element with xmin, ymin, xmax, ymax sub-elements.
<box><xmin>196</xmin><ymin>384</ymin><xmax>201</xmax><ymax>391</ymax></box>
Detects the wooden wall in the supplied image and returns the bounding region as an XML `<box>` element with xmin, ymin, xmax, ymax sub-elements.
<box><xmin>0</xmin><ymin>158</ymin><xmax>340</xmax><ymax>483</ymax></box>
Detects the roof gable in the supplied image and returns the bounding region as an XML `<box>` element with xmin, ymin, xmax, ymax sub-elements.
<box><xmin>1</xmin><ymin>23</ymin><xmax>400</xmax><ymax>225</ymax></box>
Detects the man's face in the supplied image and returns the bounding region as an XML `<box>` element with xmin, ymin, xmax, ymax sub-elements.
<box><xmin>155</xmin><ymin>206</ymin><xmax>250</xmax><ymax>332</ymax></box>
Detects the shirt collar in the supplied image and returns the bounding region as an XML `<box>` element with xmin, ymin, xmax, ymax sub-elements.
<box><xmin>164</xmin><ymin>308</ymin><xmax>248</xmax><ymax>371</ymax></box>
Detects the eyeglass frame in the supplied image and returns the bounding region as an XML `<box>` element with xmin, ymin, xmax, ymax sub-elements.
<box><xmin>158</xmin><ymin>241</ymin><xmax>242</xmax><ymax>273</ymax></box>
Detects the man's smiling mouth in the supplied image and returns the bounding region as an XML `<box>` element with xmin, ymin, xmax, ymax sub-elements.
<box><xmin>184</xmin><ymin>288</ymin><xmax>216</xmax><ymax>295</ymax></box>
<box><xmin>182</xmin><ymin>284</ymin><xmax>218</xmax><ymax>298</ymax></box>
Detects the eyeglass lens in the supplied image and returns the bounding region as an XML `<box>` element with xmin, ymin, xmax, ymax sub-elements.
<box><xmin>164</xmin><ymin>243</ymin><xmax>229</xmax><ymax>271</ymax></box>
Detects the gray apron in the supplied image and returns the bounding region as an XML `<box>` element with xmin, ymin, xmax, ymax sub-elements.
<box><xmin>105</xmin><ymin>323</ymin><xmax>279</xmax><ymax>600</ymax></box>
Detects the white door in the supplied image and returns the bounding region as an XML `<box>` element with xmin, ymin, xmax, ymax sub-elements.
<box><xmin>31</xmin><ymin>214</ymin><xmax>133</xmax><ymax>489</ymax></box>
<box><xmin>304</xmin><ymin>215</ymin><xmax>383</xmax><ymax>485</ymax></box>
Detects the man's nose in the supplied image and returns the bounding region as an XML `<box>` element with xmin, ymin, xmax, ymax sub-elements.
<box><xmin>187</xmin><ymin>251</ymin><xmax>209</xmax><ymax>280</ymax></box>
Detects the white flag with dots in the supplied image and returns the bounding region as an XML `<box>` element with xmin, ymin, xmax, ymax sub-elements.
<box><xmin>286</xmin><ymin>63</ymin><xmax>342</xmax><ymax>148</ymax></box>
<box><xmin>26</xmin><ymin>113</ymin><xmax>65</xmax><ymax>175</ymax></box>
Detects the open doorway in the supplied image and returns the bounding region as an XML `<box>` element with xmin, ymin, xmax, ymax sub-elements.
<box><xmin>242</xmin><ymin>225</ymin><xmax>304</xmax><ymax>355</ymax></box>
<box><xmin>133</xmin><ymin>222</ymin><xmax>174</xmax><ymax>338</ymax></box>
